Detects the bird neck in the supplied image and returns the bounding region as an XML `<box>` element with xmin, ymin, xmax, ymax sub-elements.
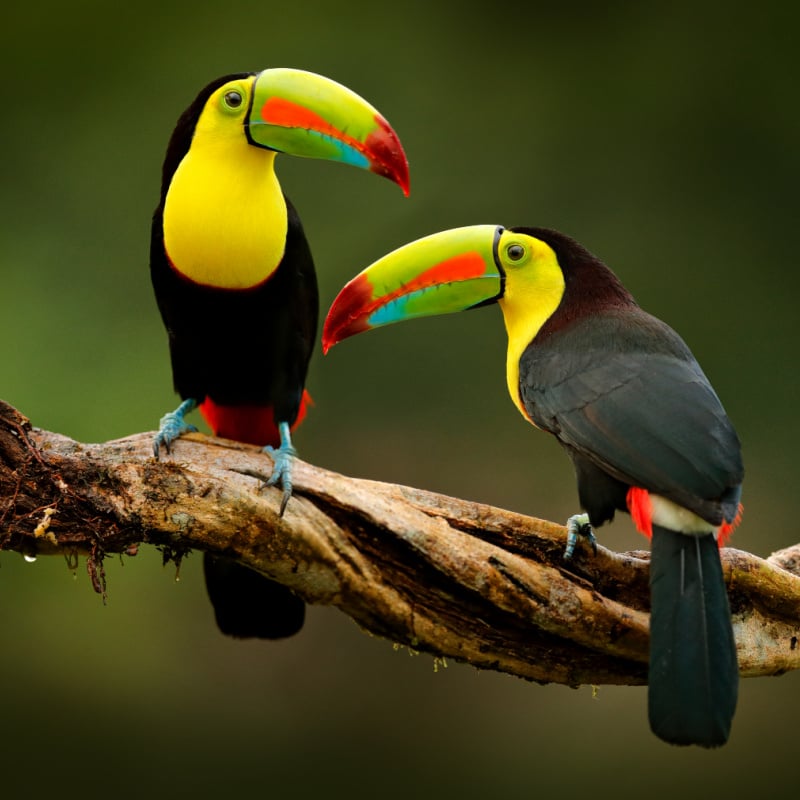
<box><xmin>162</xmin><ymin>143</ymin><xmax>288</xmax><ymax>289</ymax></box>
<box><xmin>497</xmin><ymin>254</ymin><xmax>566</xmax><ymax>422</ymax></box>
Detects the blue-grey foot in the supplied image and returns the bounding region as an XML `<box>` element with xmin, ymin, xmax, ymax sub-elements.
<box><xmin>263</xmin><ymin>421</ymin><xmax>296</xmax><ymax>516</ymax></box>
<box><xmin>153</xmin><ymin>398</ymin><xmax>199</xmax><ymax>458</ymax></box>
<box><xmin>564</xmin><ymin>512</ymin><xmax>597</xmax><ymax>559</ymax></box>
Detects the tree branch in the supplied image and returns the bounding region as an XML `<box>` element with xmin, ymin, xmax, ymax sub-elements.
<box><xmin>2</xmin><ymin>399</ymin><xmax>798</xmax><ymax>685</ymax></box>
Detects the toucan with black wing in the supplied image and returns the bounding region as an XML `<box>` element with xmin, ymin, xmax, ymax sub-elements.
<box><xmin>150</xmin><ymin>68</ymin><xmax>409</xmax><ymax>639</ymax></box>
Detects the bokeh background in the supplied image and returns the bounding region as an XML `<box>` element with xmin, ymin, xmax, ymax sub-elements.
<box><xmin>2</xmin><ymin>2</ymin><xmax>798</xmax><ymax>798</ymax></box>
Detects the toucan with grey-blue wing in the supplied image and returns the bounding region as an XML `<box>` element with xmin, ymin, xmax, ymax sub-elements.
<box><xmin>322</xmin><ymin>225</ymin><xmax>743</xmax><ymax>746</ymax></box>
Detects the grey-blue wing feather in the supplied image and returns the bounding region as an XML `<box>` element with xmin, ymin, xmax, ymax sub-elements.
<box><xmin>519</xmin><ymin>311</ymin><xmax>742</xmax><ymax>524</ymax></box>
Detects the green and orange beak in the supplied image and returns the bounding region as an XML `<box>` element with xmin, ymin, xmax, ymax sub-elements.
<box><xmin>322</xmin><ymin>225</ymin><xmax>506</xmax><ymax>352</ymax></box>
<box><xmin>246</xmin><ymin>68</ymin><xmax>409</xmax><ymax>195</ymax></box>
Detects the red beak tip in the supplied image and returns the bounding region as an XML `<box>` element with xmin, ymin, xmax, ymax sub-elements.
<box><xmin>320</xmin><ymin>332</ymin><xmax>336</xmax><ymax>354</ymax></box>
<box><xmin>397</xmin><ymin>159</ymin><xmax>410</xmax><ymax>196</ymax></box>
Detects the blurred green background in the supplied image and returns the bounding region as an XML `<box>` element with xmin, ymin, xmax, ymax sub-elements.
<box><xmin>2</xmin><ymin>2</ymin><xmax>798</xmax><ymax>798</ymax></box>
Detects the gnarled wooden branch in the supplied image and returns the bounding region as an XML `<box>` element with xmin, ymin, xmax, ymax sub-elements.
<box><xmin>1</xmin><ymin>399</ymin><xmax>798</xmax><ymax>685</ymax></box>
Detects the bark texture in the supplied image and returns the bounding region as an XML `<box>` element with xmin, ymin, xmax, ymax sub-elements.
<box><xmin>1</xmin><ymin>399</ymin><xmax>798</xmax><ymax>685</ymax></box>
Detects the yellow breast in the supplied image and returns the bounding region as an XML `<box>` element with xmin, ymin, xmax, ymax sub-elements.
<box><xmin>163</xmin><ymin>139</ymin><xmax>288</xmax><ymax>290</ymax></box>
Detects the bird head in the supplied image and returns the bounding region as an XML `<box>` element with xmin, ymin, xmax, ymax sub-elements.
<box><xmin>322</xmin><ymin>225</ymin><xmax>566</xmax><ymax>353</ymax></box>
<box><xmin>161</xmin><ymin>68</ymin><xmax>409</xmax><ymax>196</ymax></box>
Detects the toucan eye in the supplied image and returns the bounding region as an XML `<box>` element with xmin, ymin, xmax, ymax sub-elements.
<box><xmin>224</xmin><ymin>90</ymin><xmax>243</xmax><ymax>109</ymax></box>
<box><xmin>506</xmin><ymin>244</ymin><xmax>526</xmax><ymax>261</ymax></box>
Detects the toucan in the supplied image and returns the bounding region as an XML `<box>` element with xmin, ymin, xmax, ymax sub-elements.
<box><xmin>322</xmin><ymin>225</ymin><xmax>743</xmax><ymax>747</ymax></box>
<box><xmin>150</xmin><ymin>68</ymin><xmax>409</xmax><ymax>639</ymax></box>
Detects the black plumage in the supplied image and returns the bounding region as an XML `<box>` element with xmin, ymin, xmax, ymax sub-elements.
<box><xmin>150</xmin><ymin>75</ymin><xmax>317</xmax><ymax>640</ymax></box>
<box><xmin>648</xmin><ymin>526</ymin><xmax>738</xmax><ymax>747</ymax></box>
<box><xmin>203</xmin><ymin>554</ymin><xmax>305</xmax><ymax>639</ymax></box>
<box><xmin>151</xmin><ymin>196</ymin><xmax>318</xmax><ymax>422</ymax></box>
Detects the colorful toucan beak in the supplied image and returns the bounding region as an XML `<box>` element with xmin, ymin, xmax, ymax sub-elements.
<box><xmin>322</xmin><ymin>225</ymin><xmax>505</xmax><ymax>353</ymax></box>
<box><xmin>246</xmin><ymin>68</ymin><xmax>410</xmax><ymax>195</ymax></box>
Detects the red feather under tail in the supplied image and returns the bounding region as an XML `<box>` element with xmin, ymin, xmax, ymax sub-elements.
<box><xmin>199</xmin><ymin>390</ymin><xmax>312</xmax><ymax>448</ymax></box>
<box><xmin>627</xmin><ymin>486</ymin><xmax>654</xmax><ymax>538</ymax></box>
<box><xmin>626</xmin><ymin>487</ymin><xmax>743</xmax><ymax>545</ymax></box>
<box><xmin>717</xmin><ymin>503</ymin><xmax>743</xmax><ymax>546</ymax></box>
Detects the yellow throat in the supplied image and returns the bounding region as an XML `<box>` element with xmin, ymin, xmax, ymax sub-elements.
<box><xmin>497</xmin><ymin>237</ymin><xmax>565</xmax><ymax>422</ymax></box>
<box><xmin>163</xmin><ymin>94</ymin><xmax>288</xmax><ymax>289</ymax></box>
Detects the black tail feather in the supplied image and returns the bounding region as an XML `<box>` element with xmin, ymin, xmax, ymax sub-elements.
<box><xmin>648</xmin><ymin>526</ymin><xmax>738</xmax><ymax>747</ymax></box>
<box><xmin>203</xmin><ymin>554</ymin><xmax>305</xmax><ymax>639</ymax></box>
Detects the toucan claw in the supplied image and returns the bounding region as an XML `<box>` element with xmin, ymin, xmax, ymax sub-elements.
<box><xmin>262</xmin><ymin>421</ymin><xmax>297</xmax><ymax>517</ymax></box>
<box><xmin>564</xmin><ymin>513</ymin><xmax>597</xmax><ymax>559</ymax></box>
<box><xmin>153</xmin><ymin>399</ymin><xmax>199</xmax><ymax>458</ymax></box>
<box><xmin>263</xmin><ymin>445</ymin><xmax>295</xmax><ymax>516</ymax></box>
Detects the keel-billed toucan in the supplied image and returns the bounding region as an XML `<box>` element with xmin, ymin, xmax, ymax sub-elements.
<box><xmin>323</xmin><ymin>225</ymin><xmax>743</xmax><ymax>747</ymax></box>
<box><xmin>150</xmin><ymin>68</ymin><xmax>409</xmax><ymax>639</ymax></box>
